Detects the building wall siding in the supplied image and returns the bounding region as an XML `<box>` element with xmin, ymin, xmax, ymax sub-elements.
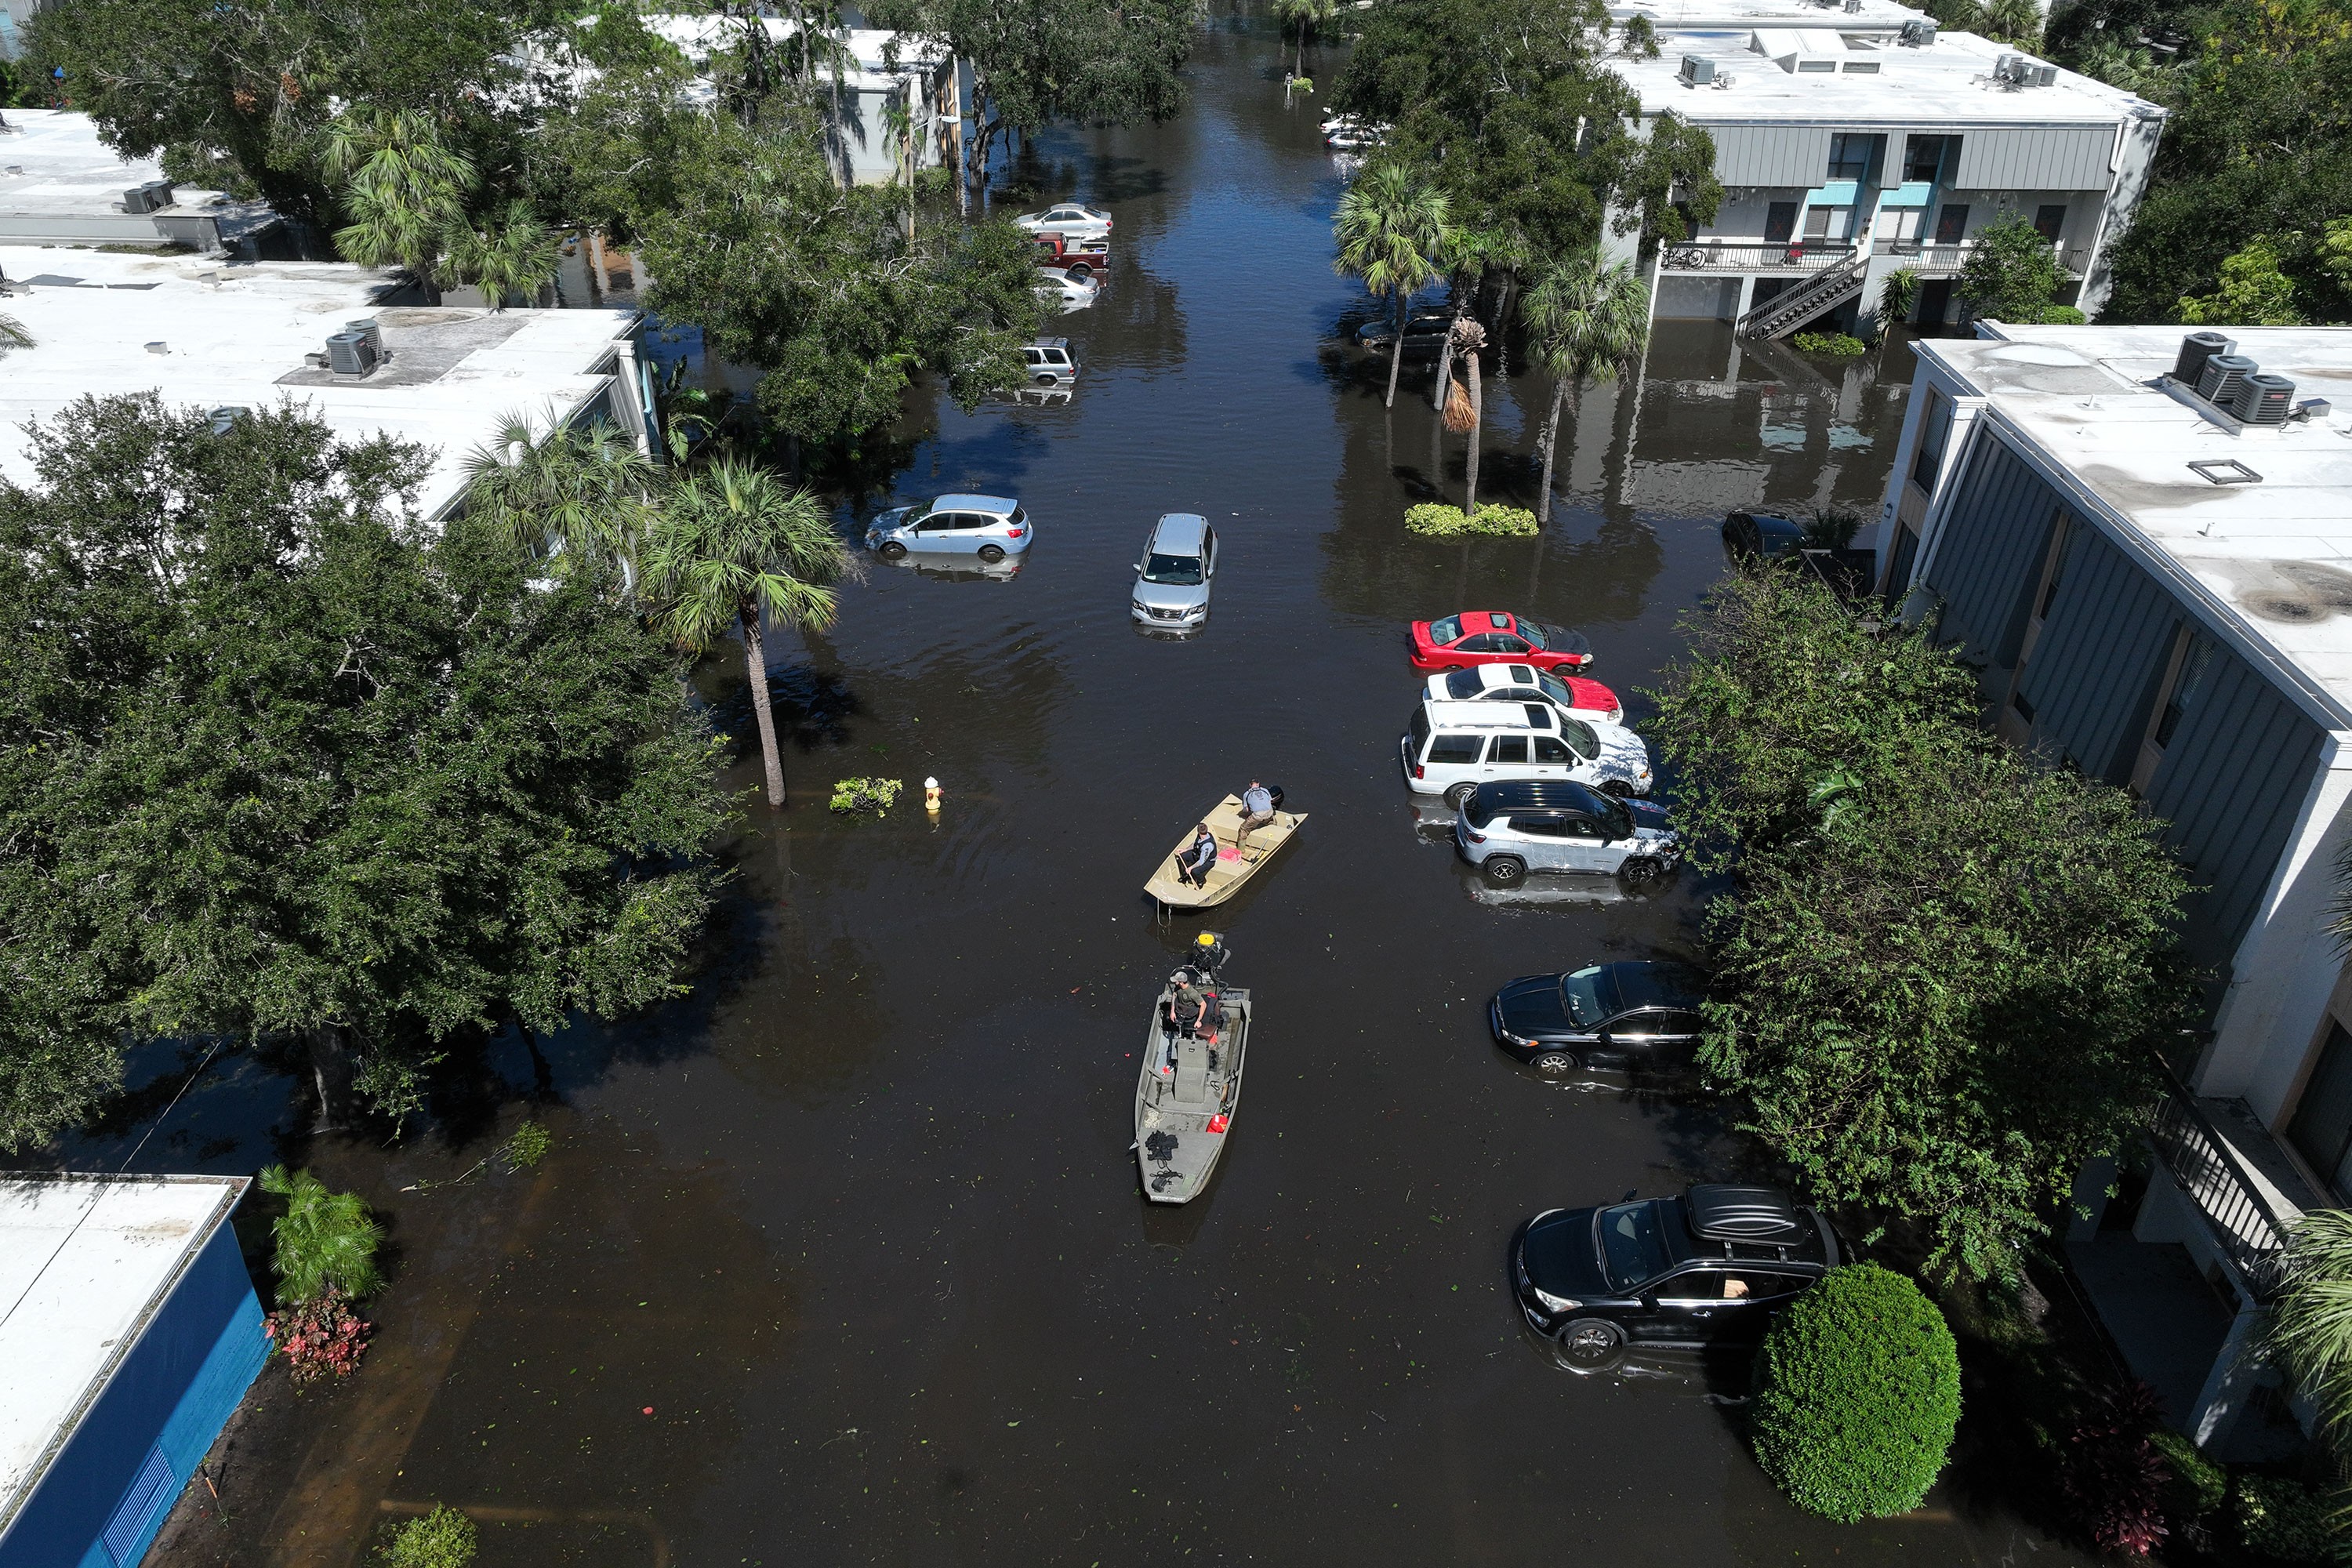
<box><xmin>2144</xmin><ymin>650</ymin><xmax>2325</xmax><ymax>971</ymax></box>
<box><xmin>1950</xmin><ymin>125</ymin><xmax>2117</xmax><ymax>191</ymax></box>
<box><xmin>1708</xmin><ymin>124</ymin><xmax>1835</xmax><ymax>186</ymax></box>
<box><xmin>2016</xmin><ymin>524</ymin><xmax>2179</xmax><ymax>777</ymax></box>
<box><xmin>1919</xmin><ymin>430</ymin><xmax>2063</xmax><ymax>682</ymax></box>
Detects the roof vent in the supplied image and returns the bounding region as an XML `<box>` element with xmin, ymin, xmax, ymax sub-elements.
<box><xmin>1899</xmin><ymin>16</ymin><xmax>1936</xmax><ymax>45</ymax></box>
<box><xmin>2229</xmin><ymin>372</ymin><xmax>2296</xmax><ymax>427</ymax></box>
<box><xmin>2196</xmin><ymin>352</ymin><xmax>2256</xmax><ymax>406</ymax></box>
<box><xmin>1679</xmin><ymin>53</ymin><xmax>1717</xmax><ymax>85</ymax></box>
<box><xmin>325</xmin><ymin>330</ymin><xmax>379</xmax><ymax>377</ymax></box>
<box><xmin>2172</xmin><ymin>331</ymin><xmax>2232</xmax><ymax>387</ymax></box>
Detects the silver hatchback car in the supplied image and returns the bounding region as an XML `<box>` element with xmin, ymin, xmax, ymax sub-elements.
<box><xmin>1131</xmin><ymin>513</ymin><xmax>1218</xmax><ymax>628</ymax></box>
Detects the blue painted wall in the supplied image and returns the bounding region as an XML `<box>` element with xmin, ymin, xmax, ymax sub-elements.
<box><xmin>0</xmin><ymin>1222</ymin><xmax>270</xmax><ymax>1568</ymax></box>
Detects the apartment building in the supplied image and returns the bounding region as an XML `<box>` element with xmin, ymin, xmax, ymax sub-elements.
<box><xmin>1878</xmin><ymin>321</ymin><xmax>2352</xmax><ymax>1455</ymax></box>
<box><xmin>1603</xmin><ymin>6</ymin><xmax>2165</xmax><ymax>339</ymax></box>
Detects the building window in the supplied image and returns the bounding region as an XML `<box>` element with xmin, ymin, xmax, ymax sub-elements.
<box><xmin>1826</xmin><ymin>133</ymin><xmax>1881</xmax><ymax>183</ymax></box>
<box><xmin>1904</xmin><ymin>134</ymin><xmax>1955</xmax><ymax>183</ymax></box>
<box><xmin>2034</xmin><ymin>204</ymin><xmax>2067</xmax><ymax>242</ymax></box>
<box><xmin>1911</xmin><ymin>388</ymin><xmax>1952</xmax><ymax>490</ymax></box>
<box><xmin>1764</xmin><ymin>201</ymin><xmax>1798</xmax><ymax>243</ymax></box>
<box><xmin>1805</xmin><ymin>205</ymin><xmax>1851</xmax><ymax>240</ymax></box>
<box><xmin>1935</xmin><ymin>204</ymin><xmax>1970</xmax><ymax>245</ymax></box>
<box><xmin>2290</xmin><ymin>1021</ymin><xmax>2352</xmax><ymax>1199</ymax></box>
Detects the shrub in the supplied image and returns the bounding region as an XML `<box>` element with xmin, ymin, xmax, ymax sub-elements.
<box><xmin>497</xmin><ymin>1120</ymin><xmax>552</xmax><ymax>1174</ymax></box>
<box><xmin>1404</xmin><ymin>502</ymin><xmax>1538</xmax><ymax>538</ymax></box>
<box><xmin>257</xmin><ymin>1165</ymin><xmax>383</xmax><ymax>1304</ymax></box>
<box><xmin>265</xmin><ymin>1290</ymin><xmax>372</xmax><ymax>1385</ymax></box>
<box><xmin>379</xmin><ymin>1504</ymin><xmax>478</xmax><ymax>1567</ymax></box>
<box><xmin>1292</xmin><ymin>74</ymin><xmax>1315</xmax><ymax>92</ymax></box>
<box><xmin>2148</xmin><ymin>1428</ymin><xmax>2227</xmax><ymax>1522</ymax></box>
<box><xmin>1791</xmin><ymin>331</ymin><xmax>1867</xmax><ymax>357</ymax></box>
<box><xmin>829</xmin><ymin>777</ymin><xmax>903</xmax><ymax>815</ymax></box>
<box><xmin>2234</xmin><ymin>1475</ymin><xmax>2335</xmax><ymax>1563</ymax></box>
<box><xmin>2060</xmin><ymin>1381</ymin><xmax>2170</xmax><ymax>1556</ymax></box>
<box><xmin>1749</xmin><ymin>1262</ymin><xmax>1962</xmax><ymax>1520</ymax></box>
<box><xmin>2040</xmin><ymin>304</ymin><xmax>2088</xmax><ymax>325</ymax></box>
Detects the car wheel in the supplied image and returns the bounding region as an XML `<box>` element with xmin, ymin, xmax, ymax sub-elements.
<box><xmin>1483</xmin><ymin>855</ymin><xmax>1526</xmax><ymax>884</ymax></box>
<box><xmin>1530</xmin><ymin>1050</ymin><xmax>1579</xmax><ymax>1078</ymax></box>
<box><xmin>1445</xmin><ymin>782</ymin><xmax>1479</xmax><ymax>810</ymax></box>
<box><xmin>1033</xmin><ymin>372</ymin><xmax>1058</xmax><ymax>386</ymax></box>
<box><xmin>877</xmin><ymin>541</ymin><xmax>908</xmax><ymax>560</ymax></box>
<box><xmin>1556</xmin><ymin>1318</ymin><xmax>1624</xmax><ymax>1367</ymax></box>
<box><xmin>1067</xmin><ymin>263</ymin><xmax>1091</xmax><ymax>281</ymax></box>
<box><xmin>1620</xmin><ymin>856</ymin><xmax>1666</xmax><ymax>886</ymax></box>
<box><xmin>978</xmin><ymin>544</ymin><xmax>1007</xmax><ymax>562</ymax></box>
<box><xmin>1599</xmin><ymin>779</ymin><xmax>1635</xmax><ymax>799</ymax></box>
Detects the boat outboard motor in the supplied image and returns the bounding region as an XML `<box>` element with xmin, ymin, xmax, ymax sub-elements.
<box><xmin>1191</xmin><ymin>931</ymin><xmax>1230</xmax><ymax>980</ymax></box>
<box><xmin>1265</xmin><ymin>784</ymin><xmax>1285</xmax><ymax>811</ymax></box>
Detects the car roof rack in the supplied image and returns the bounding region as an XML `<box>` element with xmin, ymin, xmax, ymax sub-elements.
<box><xmin>1684</xmin><ymin>1184</ymin><xmax>1805</xmax><ymax>1243</ymax></box>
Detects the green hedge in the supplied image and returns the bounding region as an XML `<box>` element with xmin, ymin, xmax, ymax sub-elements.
<box><xmin>1405</xmin><ymin>502</ymin><xmax>1538</xmax><ymax>538</ymax></box>
<box><xmin>1791</xmin><ymin>331</ymin><xmax>1867</xmax><ymax>358</ymax></box>
<box><xmin>2235</xmin><ymin>1475</ymin><xmax>2335</xmax><ymax>1563</ymax></box>
<box><xmin>1750</xmin><ymin>1262</ymin><xmax>1962</xmax><ymax>1521</ymax></box>
<box><xmin>2039</xmin><ymin>305</ymin><xmax>2088</xmax><ymax>325</ymax></box>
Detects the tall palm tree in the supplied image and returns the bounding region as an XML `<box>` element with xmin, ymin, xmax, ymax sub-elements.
<box><xmin>1451</xmin><ymin>316</ymin><xmax>1489</xmax><ymax>514</ymax></box>
<box><xmin>447</xmin><ymin>200</ymin><xmax>563</xmax><ymax>310</ymax></box>
<box><xmin>2265</xmin><ymin>1208</ymin><xmax>2352</xmax><ymax>1460</ymax></box>
<box><xmin>1523</xmin><ymin>252</ymin><xmax>1651</xmax><ymax>526</ymax></box>
<box><xmin>1331</xmin><ymin>165</ymin><xmax>1454</xmax><ymax>409</ymax></box>
<box><xmin>0</xmin><ymin>312</ymin><xmax>30</xmax><ymax>354</ymax></box>
<box><xmin>322</xmin><ymin>108</ymin><xmax>477</xmax><ymax>289</ymax></box>
<box><xmin>1274</xmin><ymin>0</ymin><xmax>1337</xmax><ymax>78</ymax></box>
<box><xmin>641</xmin><ymin>458</ymin><xmax>855</xmax><ymax>808</ymax></box>
<box><xmin>463</xmin><ymin>416</ymin><xmax>658</xmax><ymax>588</ymax></box>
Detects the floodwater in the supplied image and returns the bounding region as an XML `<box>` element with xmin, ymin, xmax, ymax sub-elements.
<box><xmin>46</xmin><ymin>11</ymin><xmax>2107</xmax><ymax>1567</ymax></box>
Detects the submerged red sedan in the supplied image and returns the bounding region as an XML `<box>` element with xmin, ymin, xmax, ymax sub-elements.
<box><xmin>1409</xmin><ymin>610</ymin><xmax>1595</xmax><ymax>673</ymax></box>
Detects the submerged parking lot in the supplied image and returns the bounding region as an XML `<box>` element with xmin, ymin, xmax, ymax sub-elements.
<box><xmin>39</xmin><ymin>13</ymin><xmax>2124</xmax><ymax>1566</ymax></box>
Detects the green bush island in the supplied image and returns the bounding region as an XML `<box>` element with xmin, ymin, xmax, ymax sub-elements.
<box><xmin>1791</xmin><ymin>331</ymin><xmax>1867</xmax><ymax>357</ymax></box>
<box><xmin>2147</xmin><ymin>1428</ymin><xmax>2227</xmax><ymax>1523</ymax></box>
<box><xmin>829</xmin><ymin>777</ymin><xmax>903</xmax><ymax>815</ymax></box>
<box><xmin>1749</xmin><ymin>1263</ymin><xmax>1962</xmax><ymax>1521</ymax></box>
<box><xmin>379</xmin><ymin>1504</ymin><xmax>478</xmax><ymax>1568</ymax></box>
<box><xmin>2039</xmin><ymin>305</ymin><xmax>2088</xmax><ymax>325</ymax></box>
<box><xmin>1405</xmin><ymin>502</ymin><xmax>1538</xmax><ymax>538</ymax></box>
<box><xmin>2234</xmin><ymin>1475</ymin><xmax>2334</xmax><ymax>1563</ymax></box>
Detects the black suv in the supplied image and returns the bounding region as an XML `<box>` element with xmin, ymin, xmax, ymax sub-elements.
<box><xmin>1488</xmin><ymin>958</ymin><xmax>1704</xmax><ymax>1076</ymax></box>
<box><xmin>1511</xmin><ymin>1185</ymin><xmax>1841</xmax><ymax>1365</ymax></box>
<box><xmin>1356</xmin><ymin>309</ymin><xmax>1452</xmax><ymax>358</ymax></box>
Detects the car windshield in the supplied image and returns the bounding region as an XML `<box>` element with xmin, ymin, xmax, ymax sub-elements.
<box><xmin>1559</xmin><ymin>717</ymin><xmax>1598</xmax><ymax>760</ymax></box>
<box><xmin>1142</xmin><ymin>552</ymin><xmax>1203</xmax><ymax>586</ymax></box>
<box><xmin>1518</xmin><ymin>620</ymin><xmax>1550</xmax><ymax>650</ymax></box>
<box><xmin>1556</xmin><ymin>964</ymin><xmax>1619</xmax><ymax>1028</ymax></box>
<box><xmin>1428</xmin><ymin>615</ymin><xmax>1462</xmax><ymax>644</ymax></box>
<box><xmin>1599</xmin><ymin>1202</ymin><xmax>1670</xmax><ymax>1293</ymax></box>
<box><xmin>1443</xmin><ymin>669</ymin><xmax>1483</xmax><ymax>699</ymax></box>
<box><xmin>1595</xmin><ymin>793</ymin><xmax>1635</xmax><ymax>840</ymax></box>
<box><xmin>1532</xmin><ymin>670</ymin><xmax>1579</xmax><ymax>707</ymax></box>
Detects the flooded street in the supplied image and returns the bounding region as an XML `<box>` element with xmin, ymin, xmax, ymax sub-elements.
<box><xmin>42</xmin><ymin>12</ymin><xmax>2108</xmax><ymax>1566</ymax></box>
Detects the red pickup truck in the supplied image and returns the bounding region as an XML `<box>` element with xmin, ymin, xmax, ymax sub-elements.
<box><xmin>1032</xmin><ymin>233</ymin><xmax>1110</xmax><ymax>281</ymax></box>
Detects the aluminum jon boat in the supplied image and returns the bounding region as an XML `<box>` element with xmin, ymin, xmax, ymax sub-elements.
<box><xmin>1142</xmin><ymin>793</ymin><xmax>1305</xmax><ymax>911</ymax></box>
<box><xmin>1134</xmin><ymin>970</ymin><xmax>1250</xmax><ymax>1204</ymax></box>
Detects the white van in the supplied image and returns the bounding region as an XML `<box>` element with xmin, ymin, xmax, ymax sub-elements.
<box><xmin>1400</xmin><ymin>699</ymin><xmax>1646</xmax><ymax>808</ymax></box>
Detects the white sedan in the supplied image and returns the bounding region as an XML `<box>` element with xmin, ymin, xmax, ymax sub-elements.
<box><xmin>1015</xmin><ymin>202</ymin><xmax>1113</xmax><ymax>240</ymax></box>
<box><xmin>1421</xmin><ymin>665</ymin><xmax>1652</xmax><ymax>793</ymax></box>
<box><xmin>1036</xmin><ymin>267</ymin><xmax>1098</xmax><ymax>312</ymax></box>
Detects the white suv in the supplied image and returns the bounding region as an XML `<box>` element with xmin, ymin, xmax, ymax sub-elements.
<box><xmin>1400</xmin><ymin>699</ymin><xmax>1650</xmax><ymax>808</ymax></box>
<box><xmin>1454</xmin><ymin>780</ymin><xmax>1682</xmax><ymax>886</ymax></box>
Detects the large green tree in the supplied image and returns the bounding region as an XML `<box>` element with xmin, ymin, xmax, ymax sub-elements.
<box><xmin>1332</xmin><ymin>164</ymin><xmax>1455</xmax><ymax>409</ymax></box>
<box><xmin>1646</xmin><ymin>571</ymin><xmax>2192</xmax><ymax>1279</ymax></box>
<box><xmin>0</xmin><ymin>395</ymin><xmax>732</xmax><ymax>1146</ymax></box>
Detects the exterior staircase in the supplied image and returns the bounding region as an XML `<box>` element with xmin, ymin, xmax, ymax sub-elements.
<box><xmin>1737</xmin><ymin>250</ymin><xmax>1870</xmax><ymax>340</ymax></box>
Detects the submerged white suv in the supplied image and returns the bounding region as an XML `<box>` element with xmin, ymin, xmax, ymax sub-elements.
<box><xmin>1400</xmin><ymin>699</ymin><xmax>1652</xmax><ymax>807</ymax></box>
<box><xmin>1455</xmin><ymin>780</ymin><xmax>1682</xmax><ymax>886</ymax></box>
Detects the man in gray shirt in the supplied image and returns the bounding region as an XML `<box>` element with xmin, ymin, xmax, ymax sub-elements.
<box><xmin>1238</xmin><ymin>780</ymin><xmax>1276</xmax><ymax>845</ymax></box>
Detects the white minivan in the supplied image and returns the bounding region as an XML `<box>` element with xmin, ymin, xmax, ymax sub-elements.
<box><xmin>1401</xmin><ymin>699</ymin><xmax>1646</xmax><ymax>808</ymax></box>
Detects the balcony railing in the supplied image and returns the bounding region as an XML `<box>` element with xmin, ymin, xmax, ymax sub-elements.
<box><xmin>1873</xmin><ymin>239</ymin><xmax>2094</xmax><ymax>276</ymax></box>
<box><xmin>1658</xmin><ymin>242</ymin><xmax>1859</xmax><ymax>274</ymax></box>
<box><xmin>2146</xmin><ymin>1074</ymin><xmax>2299</xmax><ymax>1294</ymax></box>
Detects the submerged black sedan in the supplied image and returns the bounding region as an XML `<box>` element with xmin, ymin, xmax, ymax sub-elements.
<box><xmin>1511</xmin><ymin>1185</ymin><xmax>1842</xmax><ymax>1366</ymax></box>
<box><xmin>1488</xmin><ymin>959</ymin><xmax>1704</xmax><ymax>1077</ymax></box>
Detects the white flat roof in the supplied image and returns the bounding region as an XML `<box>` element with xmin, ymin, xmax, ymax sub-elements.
<box><xmin>0</xmin><ymin>111</ymin><xmax>275</xmax><ymax>237</ymax></box>
<box><xmin>0</xmin><ymin>250</ymin><xmax>637</xmax><ymax>519</ymax></box>
<box><xmin>1609</xmin><ymin>0</ymin><xmax>1925</xmax><ymax>31</ymax></box>
<box><xmin>1617</xmin><ymin>27</ymin><xmax>2154</xmax><ymax>125</ymax></box>
<box><xmin>0</xmin><ymin>1174</ymin><xmax>247</xmax><ymax>1535</ymax></box>
<box><xmin>1925</xmin><ymin>323</ymin><xmax>2352</xmax><ymax>726</ymax></box>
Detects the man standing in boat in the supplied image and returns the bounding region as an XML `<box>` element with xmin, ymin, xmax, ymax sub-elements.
<box><xmin>1237</xmin><ymin>780</ymin><xmax>1276</xmax><ymax>848</ymax></box>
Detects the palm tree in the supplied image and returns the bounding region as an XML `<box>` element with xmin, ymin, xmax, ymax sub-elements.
<box><xmin>1274</xmin><ymin>0</ymin><xmax>1337</xmax><ymax>79</ymax></box>
<box><xmin>1331</xmin><ymin>165</ymin><xmax>1454</xmax><ymax>409</ymax></box>
<box><xmin>2265</xmin><ymin>1208</ymin><xmax>2352</xmax><ymax>1458</ymax></box>
<box><xmin>0</xmin><ymin>312</ymin><xmax>30</xmax><ymax>354</ymax></box>
<box><xmin>321</xmin><ymin>108</ymin><xmax>476</xmax><ymax>289</ymax></box>
<box><xmin>463</xmin><ymin>415</ymin><xmax>658</xmax><ymax>588</ymax></box>
<box><xmin>641</xmin><ymin>457</ymin><xmax>855</xmax><ymax>808</ymax></box>
<box><xmin>1450</xmin><ymin>316</ymin><xmax>1489</xmax><ymax>513</ymax></box>
<box><xmin>1523</xmin><ymin>252</ymin><xmax>1650</xmax><ymax>526</ymax></box>
<box><xmin>447</xmin><ymin>200</ymin><xmax>563</xmax><ymax>310</ymax></box>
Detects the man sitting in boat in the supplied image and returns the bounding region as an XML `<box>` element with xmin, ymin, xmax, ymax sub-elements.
<box><xmin>1237</xmin><ymin>781</ymin><xmax>1276</xmax><ymax>846</ymax></box>
<box><xmin>1176</xmin><ymin>822</ymin><xmax>1218</xmax><ymax>887</ymax></box>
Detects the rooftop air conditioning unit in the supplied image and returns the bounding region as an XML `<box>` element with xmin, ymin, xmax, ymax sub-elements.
<box><xmin>344</xmin><ymin>318</ymin><xmax>384</xmax><ymax>358</ymax></box>
<box><xmin>1899</xmin><ymin>16</ymin><xmax>1936</xmax><ymax>45</ymax></box>
<box><xmin>2025</xmin><ymin>62</ymin><xmax>2057</xmax><ymax>85</ymax></box>
<box><xmin>119</xmin><ymin>180</ymin><xmax>175</xmax><ymax>215</ymax></box>
<box><xmin>2173</xmin><ymin>331</ymin><xmax>2232</xmax><ymax>387</ymax></box>
<box><xmin>2196</xmin><ymin>352</ymin><xmax>2256</xmax><ymax>407</ymax></box>
<box><xmin>2229</xmin><ymin>372</ymin><xmax>2296</xmax><ymax>426</ymax></box>
<box><xmin>1679</xmin><ymin>53</ymin><xmax>1717</xmax><ymax>85</ymax></box>
<box><xmin>325</xmin><ymin>330</ymin><xmax>379</xmax><ymax>377</ymax></box>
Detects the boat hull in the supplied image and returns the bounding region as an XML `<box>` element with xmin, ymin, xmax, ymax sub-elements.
<box><xmin>1134</xmin><ymin>985</ymin><xmax>1250</xmax><ymax>1204</ymax></box>
<box><xmin>1144</xmin><ymin>796</ymin><xmax>1304</xmax><ymax>909</ymax></box>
